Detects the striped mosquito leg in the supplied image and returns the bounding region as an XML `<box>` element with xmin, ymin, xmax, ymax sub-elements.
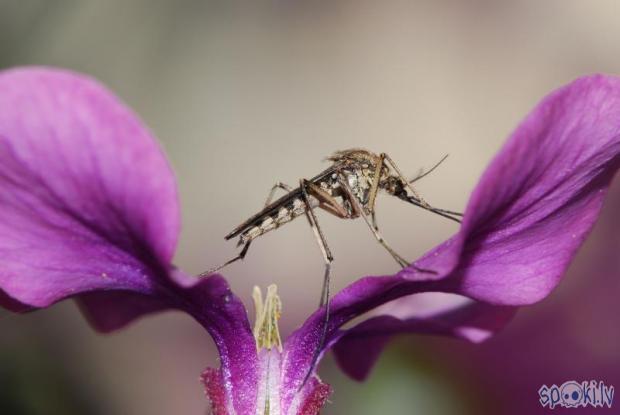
<box><xmin>299</xmin><ymin>178</ymin><xmax>333</xmax><ymax>388</ymax></box>
<box><xmin>371</xmin><ymin>211</ymin><xmax>379</xmax><ymax>231</ymax></box>
<box><xmin>299</xmin><ymin>179</ymin><xmax>333</xmax><ymax>305</ymax></box>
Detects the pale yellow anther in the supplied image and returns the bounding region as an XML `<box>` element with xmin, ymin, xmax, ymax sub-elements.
<box><xmin>252</xmin><ymin>284</ymin><xmax>283</xmax><ymax>352</ymax></box>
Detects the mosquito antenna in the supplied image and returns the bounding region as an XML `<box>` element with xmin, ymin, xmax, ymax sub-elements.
<box><xmin>409</xmin><ymin>154</ymin><xmax>450</xmax><ymax>184</ymax></box>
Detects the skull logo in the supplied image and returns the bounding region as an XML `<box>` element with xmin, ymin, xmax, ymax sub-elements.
<box><xmin>561</xmin><ymin>382</ymin><xmax>582</xmax><ymax>408</ymax></box>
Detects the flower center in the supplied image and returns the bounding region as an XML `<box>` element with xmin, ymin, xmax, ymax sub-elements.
<box><xmin>253</xmin><ymin>284</ymin><xmax>283</xmax><ymax>352</ymax></box>
<box><xmin>253</xmin><ymin>285</ymin><xmax>283</xmax><ymax>414</ymax></box>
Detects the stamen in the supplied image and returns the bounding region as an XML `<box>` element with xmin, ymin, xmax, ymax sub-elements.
<box><xmin>252</xmin><ymin>284</ymin><xmax>283</xmax><ymax>352</ymax></box>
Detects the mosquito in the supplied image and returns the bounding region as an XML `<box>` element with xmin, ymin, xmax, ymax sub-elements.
<box><xmin>201</xmin><ymin>148</ymin><xmax>462</xmax><ymax>384</ymax></box>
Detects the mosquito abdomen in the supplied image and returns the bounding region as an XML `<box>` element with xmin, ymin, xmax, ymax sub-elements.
<box><xmin>238</xmin><ymin>197</ymin><xmax>317</xmax><ymax>245</ymax></box>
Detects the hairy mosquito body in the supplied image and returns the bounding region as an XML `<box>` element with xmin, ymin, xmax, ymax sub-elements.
<box><xmin>202</xmin><ymin>148</ymin><xmax>462</xmax><ymax>387</ymax></box>
<box><xmin>224</xmin><ymin>149</ymin><xmax>459</xmax><ymax>250</ymax></box>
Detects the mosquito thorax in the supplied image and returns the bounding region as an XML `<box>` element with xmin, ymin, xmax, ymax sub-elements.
<box><xmin>326</xmin><ymin>148</ymin><xmax>380</xmax><ymax>164</ymax></box>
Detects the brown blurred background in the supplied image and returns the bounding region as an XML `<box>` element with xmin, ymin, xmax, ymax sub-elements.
<box><xmin>1</xmin><ymin>1</ymin><xmax>619</xmax><ymax>414</ymax></box>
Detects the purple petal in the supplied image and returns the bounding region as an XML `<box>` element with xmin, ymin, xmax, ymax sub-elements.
<box><xmin>285</xmin><ymin>74</ymin><xmax>620</xmax><ymax>384</ymax></box>
<box><xmin>413</xmin><ymin>74</ymin><xmax>620</xmax><ymax>304</ymax></box>
<box><xmin>181</xmin><ymin>274</ymin><xmax>259</xmax><ymax>415</ymax></box>
<box><xmin>77</xmin><ymin>291</ymin><xmax>169</xmax><ymax>332</ymax></box>
<box><xmin>333</xmin><ymin>298</ymin><xmax>517</xmax><ymax>380</ymax></box>
<box><xmin>441</xmin><ymin>182</ymin><xmax>620</xmax><ymax>414</ymax></box>
<box><xmin>282</xmin><ymin>276</ymin><xmax>442</xmax><ymax>400</ymax></box>
<box><xmin>0</xmin><ymin>68</ymin><xmax>260</xmax><ymax>412</ymax></box>
<box><xmin>82</xmin><ymin>272</ymin><xmax>260</xmax><ymax>414</ymax></box>
<box><xmin>0</xmin><ymin>288</ymin><xmax>31</xmax><ymax>312</ymax></box>
<box><xmin>0</xmin><ymin>67</ymin><xmax>180</xmax><ymax>309</ymax></box>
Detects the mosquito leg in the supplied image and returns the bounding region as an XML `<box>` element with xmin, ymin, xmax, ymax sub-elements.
<box><xmin>301</xmin><ymin>180</ymin><xmax>354</xmax><ymax>307</ymax></box>
<box><xmin>299</xmin><ymin>178</ymin><xmax>333</xmax><ymax>388</ymax></box>
<box><xmin>199</xmin><ymin>181</ymin><xmax>293</xmax><ymax>277</ymax></box>
<box><xmin>304</xmin><ymin>180</ymin><xmax>350</xmax><ymax>220</ymax></box>
<box><xmin>366</xmin><ymin>153</ymin><xmax>386</xmax><ymax>231</ymax></box>
<box><xmin>367</xmin><ymin>153</ymin><xmax>385</xmax><ymax>213</ymax></box>
<box><xmin>199</xmin><ymin>241</ymin><xmax>251</xmax><ymax>276</ymax></box>
<box><xmin>338</xmin><ymin>173</ymin><xmax>437</xmax><ymax>274</ymax></box>
<box><xmin>265</xmin><ymin>182</ymin><xmax>293</xmax><ymax>205</ymax></box>
<box><xmin>336</xmin><ymin>172</ymin><xmax>408</xmax><ymax>267</ymax></box>
<box><xmin>370</xmin><ymin>223</ymin><xmax>409</xmax><ymax>269</ymax></box>
<box><xmin>371</xmin><ymin>210</ymin><xmax>379</xmax><ymax>231</ymax></box>
<box><xmin>299</xmin><ymin>179</ymin><xmax>333</xmax><ymax>304</ymax></box>
<box><xmin>368</xmin><ymin>211</ymin><xmax>434</xmax><ymax>272</ymax></box>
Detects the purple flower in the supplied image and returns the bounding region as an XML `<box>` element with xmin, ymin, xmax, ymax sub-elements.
<box><xmin>423</xmin><ymin>181</ymin><xmax>620</xmax><ymax>414</ymax></box>
<box><xmin>0</xmin><ymin>67</ymin><xmax>618</xmax><ymax>414</ymax></box>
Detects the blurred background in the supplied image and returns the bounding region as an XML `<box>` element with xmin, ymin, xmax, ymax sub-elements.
<box><xmin>0</xmin><ymin>1</ymin><xmax>619</xmax><ymax>414</ymax></box>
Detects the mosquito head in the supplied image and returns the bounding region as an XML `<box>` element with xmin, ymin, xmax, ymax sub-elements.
<box><xmin>381</xmin><ymin>174</ymin><xmax>407</xmax><ymax>196</ymax></box>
